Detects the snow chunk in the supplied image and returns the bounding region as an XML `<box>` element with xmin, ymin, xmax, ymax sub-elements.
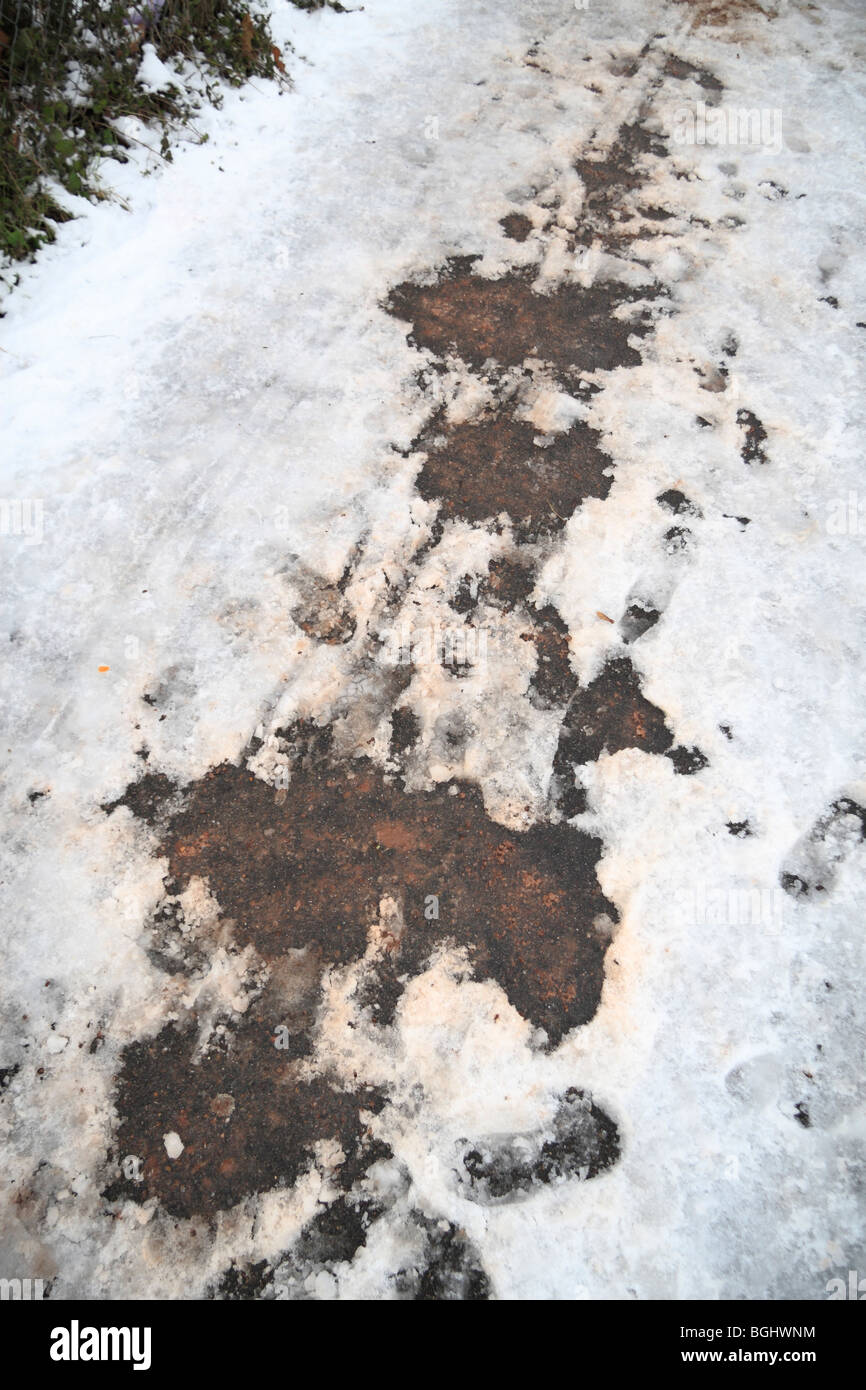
<box><xmin>137</xmin><ymin>43</ymin><xmax>176</xmax><ymax>95</ymax></box>
<box><xmin>162</xmin><ymin>1131</ymin><xmax>184</xmax><ymax>1160</ymax></box>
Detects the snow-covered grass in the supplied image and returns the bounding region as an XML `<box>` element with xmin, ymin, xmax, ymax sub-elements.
<box><xmin>0</xmin><ymin>0</ymin><xmax>280</xmax><ymax>272</ymax></box>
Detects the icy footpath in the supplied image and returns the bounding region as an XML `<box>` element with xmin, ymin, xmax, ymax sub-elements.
<box><xmin>1</xmin><ymin>0</ymin><xmax>865</xmax><ymax>1300</ymax></box>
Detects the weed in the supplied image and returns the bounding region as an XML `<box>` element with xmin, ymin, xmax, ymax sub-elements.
<box><xmin>0</xmin><ymin>1</ymin><xmax>284</xmax><ymax>284</ymax></box>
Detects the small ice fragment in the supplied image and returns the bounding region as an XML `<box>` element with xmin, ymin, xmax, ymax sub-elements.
<box><xmin>163</xmin><ymin>1131</ymin><xmax>184</xmax><ymax>1159</ymax></box>
<box><xmin>137</xmin><ymin>43</ymin><xmax>175</xmax><ymax>95</ymax></box>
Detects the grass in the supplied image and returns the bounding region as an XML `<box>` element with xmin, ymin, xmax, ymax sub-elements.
<box><xmin>0</xmin><ymin>1</ymin><xmax>286</xmax><ymax>283</ymax></box>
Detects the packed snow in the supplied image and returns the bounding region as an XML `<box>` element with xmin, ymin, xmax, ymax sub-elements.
<box><xmin>1</xmin><ymin>0</ymin><xmax>864</xmax><ymax>1300</ymax></box>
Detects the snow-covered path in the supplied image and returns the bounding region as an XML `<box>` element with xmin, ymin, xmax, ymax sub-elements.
<box><xmin>1</xmin><ymin>0</ymin><xmax>865</xmax><ymax>1299</ymax></box>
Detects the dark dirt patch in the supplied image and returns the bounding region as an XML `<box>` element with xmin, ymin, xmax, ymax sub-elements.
<box><xmin>727</xmin><ymin>819</ymin><xmax>752</xmax><ymax>837</ymax></box>
<box><xmin>213</xmin><ymin>1259</ymin><xmax>273</xmax><ymax>1301</ymax></box>
<box><xmin>411</xmin><ymin>406</ymin><xmax>613</xmax><ymax>535</ymax></box>
<box><xmin>460</xmin><ymin>1088</ymin><xmax>619</xmax><ymax>1203</ymax></box>
<box><xmin>390</xmin><ymin>706</ymin><xmax>421</xmax><ymax>756</ymax></box>
<box><xmin>480</xmin><ymin>555</ymin><xmax>537</xmax><ymax>611</ymax></box>
<box><xmin>657</xmin><ymin>488</ymin><xmax>702</xmax><ymax>518</ymax></box>
<box><xmin>102</xmin><ymin>772</ymin><xmax>177</xmax><ymax>826</ymax></box>
<box><xmin>639</xmin><ymin>205</ymin><xmax>674</xmax><ymax>222</ymax></box>
<box><xmin>672</xmin><ymin>0</ymin><xmax>778</xmax><ymax>28</ymax></box>
<box><xmin>737</xmin><ymin>409</ymin><xmax>768</xmax><ymax>465</ymax></box>
<box><xmin>383</xmin><ymin>94</ymin><xmax>690</xmax><ymax>538</ymax></box>
<box><xmin>525</xmin><ymin>604</ymin><xmax>578</xmax><ymax>708</ymax></box>
<box><xmin>386</xmin><ymin>257</ymin><xmax>657</xmax><ymax>378</ymax></box>
<box><xmin>500</xmin><ymin>212</ymin><xmax>534</xmax><ymax>242</ymax></box>
<box><xmin>551</xmin><ymin>656</ymin><xmax>674</xmax><ymax>815</ymax></box>
<box><xmin>555</xmin><ymin>656</ymin><xmax>673</xmax><ymax>768</ymax></box>
<box><xmin>666</xmin><ymin>745</ymin><xmax>709</xmax><ymax>775</ymax></box>
<box><xmin>157</xmin><ymin>753</ymin><xmax>615</xmax><ymax>1046</ymax></box>
<box><xmin>351</xmin><ymin>950</ymin><xmax>409</xmax><ymax>1029</ymax></box>
<box><xmin>575</xmin><ymin>119</ymin><xmax>667</xmax><ymax>193</ymax></box>
<box><xmin>104</xmin><ymin>726</ymin><xmax>620</xmax><ymax>1224</ymax></box>
<box><xmin>105</xmin><ymin>1013</ymin><xmax>385</xmax><ymax>1220</ymax></box>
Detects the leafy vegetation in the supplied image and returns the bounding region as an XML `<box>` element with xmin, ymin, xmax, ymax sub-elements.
<box><xmin>0</xmin><ymin>1</ymin><xmax>284</xmax><ymax>276</ymax></box>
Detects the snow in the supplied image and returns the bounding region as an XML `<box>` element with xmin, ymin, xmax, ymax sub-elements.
<box><xmin>136</xmin><ymin>43</ymin><xmax>177</xmax><ymax>96</ymax></box>
<box><xmin>1</xmin><ymin>0</ymin><xmax>865</xmax><ymax>1299</ymax></box>
<box><xmin>162</xmin><ymin>1132</ymin><xmax>184</xmax><ymax>1160</ymax></box>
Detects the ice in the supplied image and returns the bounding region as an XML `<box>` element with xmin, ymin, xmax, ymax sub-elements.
<box><xmin>136</xmin><ymin>43</ymin><xmax>177</xmax><ymax>95</ymax></box>
<box><xmin>0</xmin><ymin>0</ymin><xmax>864</xmax><ymax>1301</ymax></box>
<box><xmin>162</xmin><ymin>1132</ymin><xmax>184</xmax><ymax>1160</ymax></box>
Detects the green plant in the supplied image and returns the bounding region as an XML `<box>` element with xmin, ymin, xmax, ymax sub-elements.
<box><xmin>0</xmin><ymin>1</ymin><xmax>284</xmax><ymax>281</ymax></box>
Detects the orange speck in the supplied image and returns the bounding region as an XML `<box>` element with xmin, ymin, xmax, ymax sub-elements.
<box><xmin>595</xmin><ymin>611</ymin><xmax>614</xmax><ymax>624</ymax></box>
<box><xmin>98</xmin><ymin>665</ymin><xmax>110</xmax><ymax>672</ymax></box>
